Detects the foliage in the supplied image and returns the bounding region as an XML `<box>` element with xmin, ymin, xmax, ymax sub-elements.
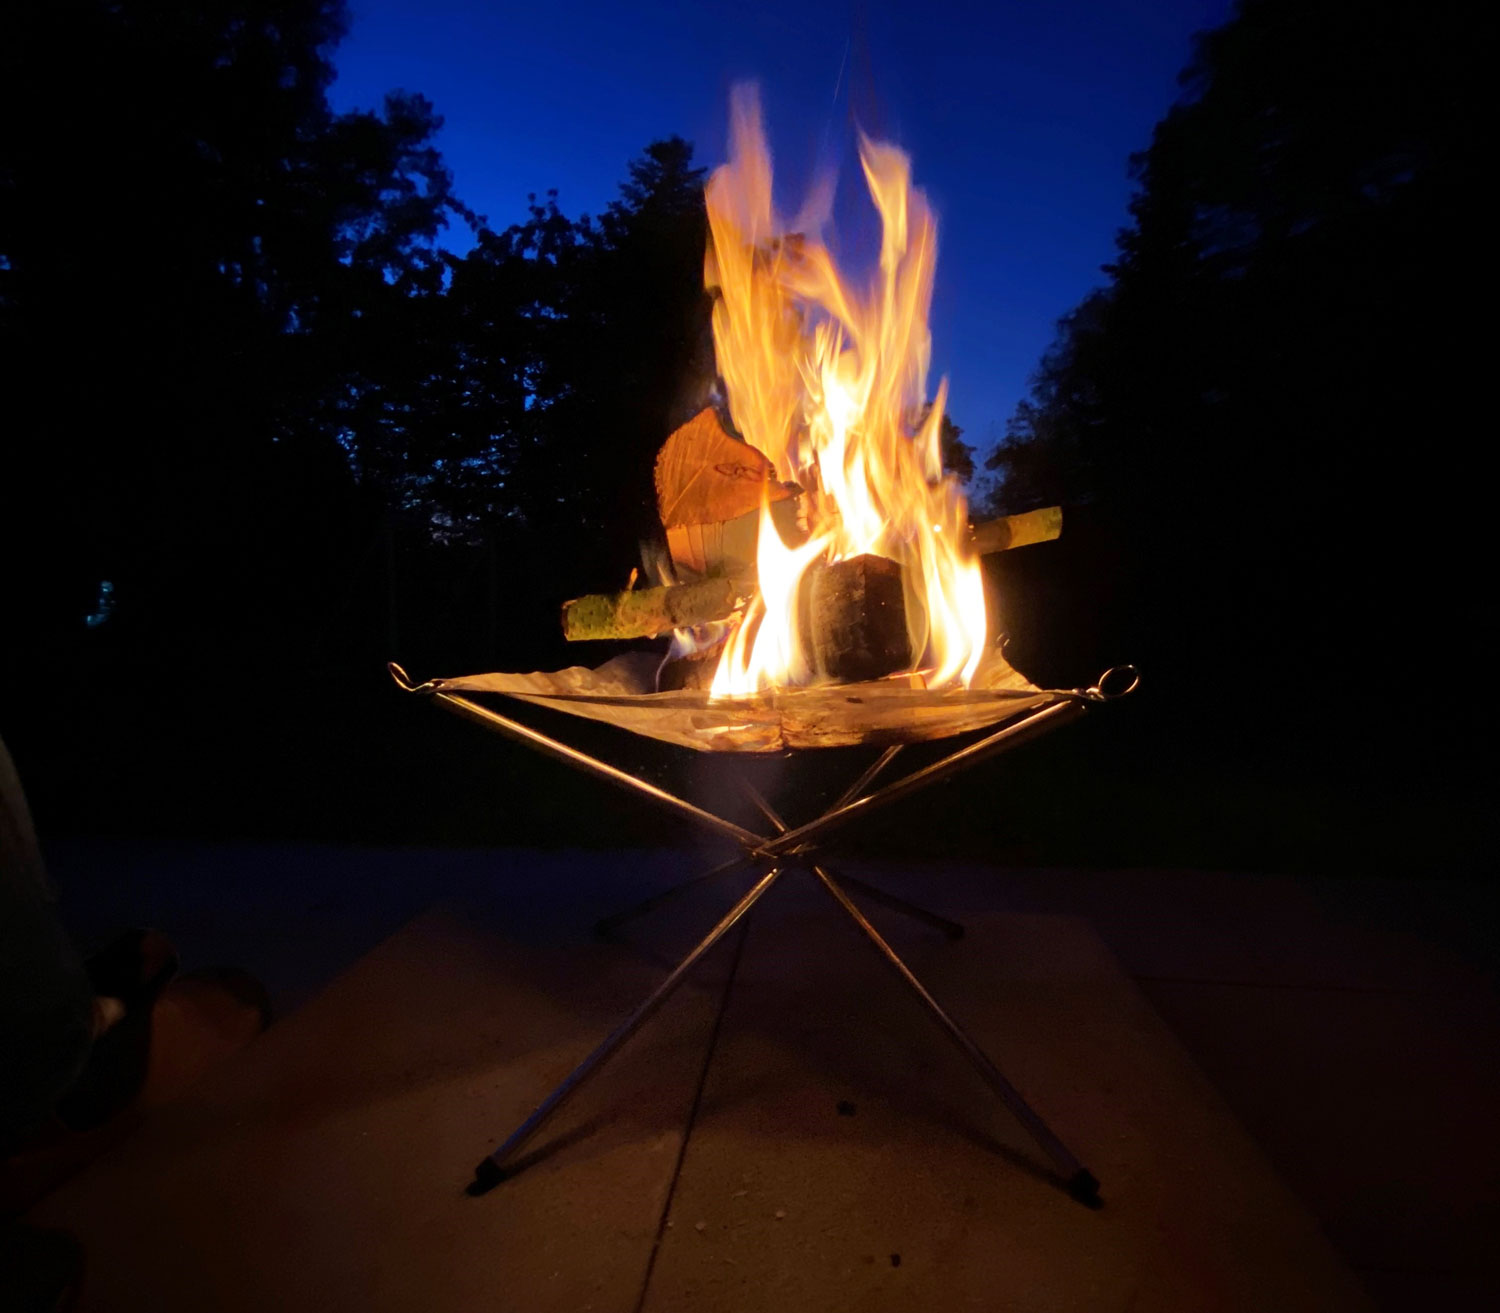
<box><xmin>980</xmin><ymin>0</ymin><xmax>1487</xmax><ymax>776</ymax></box>
<box><xmin>936</xmin><ymin>414</ymin><xmax>976</xmax><ymax>487</ymax></box>
<box><xmin>0</xmin><ymin>1</ymin><xmax>715</xmax><ymax>669</ymax></box>
<box><xmin>0</xmin><ymin>0</ymin><xmax>715</xmax><ymax>839</ymax></box>
<box><xmin>0</xmin><ymin>1</ymin><xmax>467</xmax><ymax>659</ymax></box>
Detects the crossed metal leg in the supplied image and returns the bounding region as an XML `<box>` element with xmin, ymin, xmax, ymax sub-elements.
<box><xmin>594</xmin><ymin>859</ymin><xmax>964</xmax><ymax>941</ymax></box>
<box><xmin>595</xmin><ymin>764</ymin><xmax>964</xmax><ymax>942</ymax></box>
<box><xmin>411</xmin><ymin>680</ymin><xmax>1104</xmax><ymax>1207</ymax></box>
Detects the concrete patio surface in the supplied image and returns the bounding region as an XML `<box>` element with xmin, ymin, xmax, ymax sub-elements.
<box><xmin>29</xmin><ymin>853</ymin><xmax>1378</xmax><ymax>1312</ymax></box>
<box><xmin>25</xmin><ymin>840</ymin><xmax>1500</xmax><ymax>1309</ymax></box>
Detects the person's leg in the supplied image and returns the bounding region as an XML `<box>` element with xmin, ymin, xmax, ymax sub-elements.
<box><xmin>0</xmin><ymin>733</ymin><xmax>94</xmax><ymax>1156</ymax></box>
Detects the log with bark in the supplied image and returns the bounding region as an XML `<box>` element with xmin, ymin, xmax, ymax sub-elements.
<box><xmin>969</xmin><ymin>504</ymin><xmax>1063</xmax><ymax>555</ymax></box>
<box><xmin>560</xmin><ymin>574</ymin><xmax>753</xmax><ymax>643</ymax></box>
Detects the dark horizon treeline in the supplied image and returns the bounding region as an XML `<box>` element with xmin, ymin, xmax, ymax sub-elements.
<box><xmin>0</xmin><ymin>0</ymin><xmax>1488</xmax><ymax>870</ymax></box>
<box><xmin>980</xmin><ymin>0</ymin><xmax>1490</xmax><ymax>847</ymax></box>
<box><xmin>1</xmin><ymin>0</ymin><xmax>714</xmax><ymax>677</ymax></box>
<box><xmin>1</xmin><ymin>0</ymin><xmax>723</xmax><ymax>845</ymax></box>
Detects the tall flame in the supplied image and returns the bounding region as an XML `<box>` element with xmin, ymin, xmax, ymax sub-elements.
<box><xmin>705</xmin><ymin>86</ymin><xmax>987</xmax><ymax>695</ymax></box>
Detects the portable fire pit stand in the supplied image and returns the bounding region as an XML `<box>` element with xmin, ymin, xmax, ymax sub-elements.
<box><xmin>389</xmin><ymin>662</ymin><xmax>1138</xmax><ymax>1208</ymax></box>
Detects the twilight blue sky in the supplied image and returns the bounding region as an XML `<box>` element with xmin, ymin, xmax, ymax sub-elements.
<box><xmin>330</xmin><ymin>0</ymin><xmax>1234</xmax><ymax>464</ymax></box>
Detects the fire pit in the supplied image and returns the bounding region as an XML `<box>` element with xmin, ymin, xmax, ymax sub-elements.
<box><xmin>394</xmin><ymin>647</ymin><xmax>1065</xmax><ymax>753</ymax></box>
<box><xmin>391</xmin><ymin>86</ymin><xmax>1137</xmax><ymax>1207</ymax></box>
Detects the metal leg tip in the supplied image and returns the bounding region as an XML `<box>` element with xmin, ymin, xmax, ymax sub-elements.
<box><xmin>467</xmin><ymin>1158</ymin><xmax>507</xmax><ymax>1196</ymax></box>
<box><xmin>1066</xmin><ymin>1169</ymin><xmax>1102</xmax><ymax>1209</ymax></box>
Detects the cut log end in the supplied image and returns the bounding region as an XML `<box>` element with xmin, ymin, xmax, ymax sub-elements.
<box><xmin>800</xmin><ymin>554</ymin><xmax>911</xmax><ymax>684</ymax></box>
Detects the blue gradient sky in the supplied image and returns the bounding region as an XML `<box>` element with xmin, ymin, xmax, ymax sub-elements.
<box><xmin>330</xmin><ymin>0</ymin><xmax>1233</xmax><ymax>464</ymax></box>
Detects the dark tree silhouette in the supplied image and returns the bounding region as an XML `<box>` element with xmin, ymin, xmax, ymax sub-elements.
<box><xmin>0</xmin><ymin>1</ymin><xmax>472</xmax><ymax>834</ymax></box>
<box><xmin>0</xmin><ymin>0</ymin><xmax>724</xmax><ymax>840</ymax></box>
<box><xmin>537</xmin><ymin>137</ymin><xmax>712</xmax><ymax>581</ymax></box>
<box><xmin>939</xmin><ymin>415</ymin><xmax>976</xmax><ymax>487</ymax></box>
<box><xmin>0</xmin><ymin>1</ymin><xmax>466</xmax><ymax>661</ymax></box>
<box><xmin>982</xmin><ymin>0</ymin><xmax>1487</xmax><ymax>789</ymax></box>
<box><xmin>332</xmin><ymin>139</ymin><xmax>713</xmax><ymax>674</ymax></box>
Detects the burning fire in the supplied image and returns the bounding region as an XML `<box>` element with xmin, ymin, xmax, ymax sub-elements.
<box><xmin>704</xmin><ymin>86</ymin><xmax>988</xmax><ymax>696</ymax></box>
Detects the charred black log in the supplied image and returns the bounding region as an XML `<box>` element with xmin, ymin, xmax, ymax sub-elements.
<box><xmin>800</xmin><ymin>554</ymin><xmax>911</xmax><ymax>684</ymax></box>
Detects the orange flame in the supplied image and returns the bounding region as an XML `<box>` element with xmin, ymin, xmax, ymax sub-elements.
<box><xmin>705</xmin><ymin>86</ymin><xmax>987</xmax><ymax>695</ymax></box>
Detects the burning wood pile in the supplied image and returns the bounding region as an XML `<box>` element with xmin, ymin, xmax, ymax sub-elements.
<box><xmin>560</xmin><ymin>86</ymin><xmax>1060</xmax><ymax>698</ymax></box>
<box><xmin>401</xmin><ymin>88</ymin><xmax>1078</xmax><ymax>751</ymax></box>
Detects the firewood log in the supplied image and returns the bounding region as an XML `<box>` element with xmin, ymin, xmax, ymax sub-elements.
<box><xmin>969</xmin><ymin>505</ymin><xmax>1062</xmax><ymax>554</ymax></box>
<box><xmin>559</xmin><ymin>507</ymin><xmax>1062</xmax><ymax>642</ymax></box>
<box><xmin>561</xmin><ymin>575</ymin><xmax>752</xmax><ymax>642</ymax></box>
<box><xmin>656</xmin><ymin>560</ymin><xmax>910</xmax><ymax>689</ymax></box>
<box><xmin>799</xmin><ymin>554</ymin><xmax>911</xmax><ymax>683</ymax></box>
<box><xmin>655</xmin><ymin>408</ymin><xmax>798</xmax><ymax>575</ymax></box>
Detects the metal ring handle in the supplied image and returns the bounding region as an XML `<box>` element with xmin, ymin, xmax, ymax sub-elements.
<box><xmin>1089</xmin><ymin>665</ymin><xmax>1140</xmax><ymax>700</ymax></box>
<box><xmin>388</xmin><ymin>662</ymin><xmax>439</xmax><ymax>695</ymax></box>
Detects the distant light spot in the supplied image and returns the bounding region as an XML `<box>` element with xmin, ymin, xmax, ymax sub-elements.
<box><xmin>85</xmin><ymin>580</ymin><xmax>115</xmax><ymax>629</ymax></box>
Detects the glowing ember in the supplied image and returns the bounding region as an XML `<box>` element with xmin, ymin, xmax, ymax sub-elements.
<box><xmin>704</xmin><ymin>86</ymin><xmax>988</xmax><ymax>696</ymax></box>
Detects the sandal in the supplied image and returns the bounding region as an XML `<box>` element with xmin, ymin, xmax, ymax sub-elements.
<box><xmin>54</xmin><ymin>930</ymin><xmax>179</xmax><ymax>1131</ymax></box>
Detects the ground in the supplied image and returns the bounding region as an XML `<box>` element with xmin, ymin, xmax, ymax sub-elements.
<box><xmin>29</xmin><ymin>839</ymin><xmax>1500</xmax><ymax>1309</ymax></box>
